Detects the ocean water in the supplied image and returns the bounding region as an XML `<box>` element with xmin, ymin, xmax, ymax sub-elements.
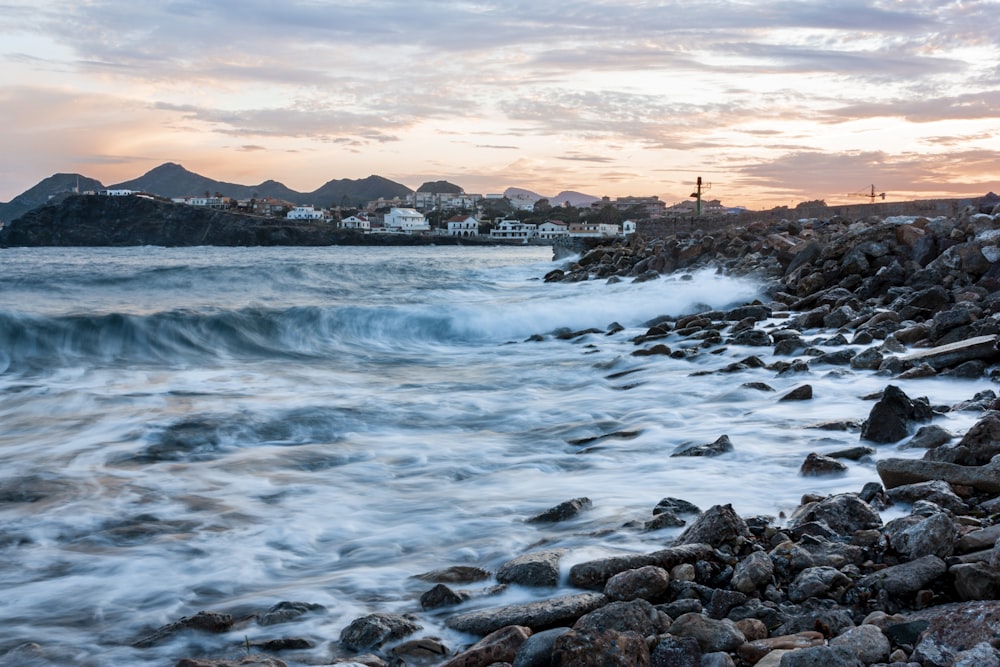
<box><xmin>0</xmin><ymin>245</ymin><xmax>989</xmax><ymax>665</ymax></box>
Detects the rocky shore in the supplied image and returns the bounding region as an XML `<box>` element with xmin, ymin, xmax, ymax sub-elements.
<box><xmin>34</xmin><ymin>202</ymin><xmax>1000</xmax><ymax>667</ymax></box>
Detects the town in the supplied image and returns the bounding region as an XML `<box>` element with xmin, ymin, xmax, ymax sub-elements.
<box><xmin>93</xmin><ymin>185</ymin><xmax>738</xmax><ymax>242</ymax></box>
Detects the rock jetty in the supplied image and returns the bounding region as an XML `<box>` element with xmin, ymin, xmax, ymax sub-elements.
<box><xmin>64</xmin><ymin>205</ymin><xmax>1000</xmax><ymax>667</ymax></box>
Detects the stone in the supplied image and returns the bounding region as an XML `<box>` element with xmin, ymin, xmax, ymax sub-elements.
<box><xmin>446</xmin><ymin>593</ymin><xmax>608</xmax><ymax>636</ymax></box>
<box><xmin>775</xmin><ymin>645</ymin><xmax>863</xmax><ymax>667</ymax></box>
<box><xmin>737</xmin><ymin>632</ymin><xmax>825</xmax><ymax>664</ymax></box>
<box><xmin>133</xmin><ymin>610</ymin><xmax>234</xmax><ymax>648</ymax></box>
<box><xmin>339</xmin><ymin>613</ymin><xmax>422</xmax><ymax>652</ymax></box>
<box><xmin>881</xmin><ymin>512</ymin><xmax>958</xmax><ymax>559</ymax></box>
<box><xmin>930</xmin><ymin>412</ymin><xmax>1000</xmax><ymax>466</ymax></box>
<box><xmin>569</xmin><ymin>543</ymin><xmax>714</xmax><ymax>590</ymax></box>
<box><xmin>955</xmin><ymin>523</ymin><xmax>1000</xmax><ymax>554</ymax></box>
<box><xmin>734</xmin><ymin>618</ymin><xmax>768</xmax><ymax>642</ymax></box>
<box><xmin>825</xmin><ymin>446</ymin><xmax>874</xmax><ymax>461</ymax></box>
<box><xmin>420</xmin><ymin>583</ymin><xmax>470</xmax><ymax>610</ymax></box>
<box><xmin>780</xmin><ymin>385</ymin><xmax>813</xmax><ymax>401</ymax></box>
<box><xmin>860</xmin><ymin>385</ymin><xmax>933</xmax><ymax>444</ymax></box>
<box><xmin>550</xmin><ymin>627</ymin><xmax>650</xmax><ymax>666</ymax></box>
<box><xmin>828</xmin><ymin>624</ymin><xmax>890</xmax><ymax>664</ymax></box>
<box><xmin>911</xmin><ymin>601</ymin><xmax>1000</xmax><ymax>667</ymax></box>
<box><xmin>414</xmin><ymin>565</ymin><xmax>492</xmax><ymax>583</ymax></box>
<box><xmin>527</xmin><ymin>497</ymin><xmax>592</xmax><ymax>523</ymax></box>
<box><xmin>899</xmin><ymin>334</ymin><xmax>1000</xmax><ymax>371</ymax></box>
<box><xmin>391</xmin><ymin>637</ymin><xmax>450</xmax><ymax>663</ymax></box>
<box><xmin>645</xmin><ymin>511</ymin><xmax>687</xmax><ymax>531</ymax></box>
<box><xmin>952</xmin><ymin>562</ymin><xmax>1000</xmax><ymax>601</ymax></box>
<box><xmin>876</xmin><ymin>457</ymin><xmax>1000</xmax><ymax>493</ymax></box>
<box><xmin>952</xmin><ymin>642</ymin><xmax>1000</xmax><ymax>667</ymax></box>
<box><xmin>442</xmin><ymin>625</ymin><xmax>531</xmax><ymax>667</ymax></box>
<box><xmin>574</xmin><ymin>598</ymin><xmax>670</xmax><ymax>636</ymax></box>
<box><xmin>497</xmin><ymin>550</ymin><xmax>565</xmax><ymax>587</ymax></box>
<box><xmin>649</xmin><ymin>634</ymin><xmax>701</xmax><ymax>667</ymax></box>
<box><xmin>512</xmin><ymin>627</ymin><xmax>570</xmax><ymax>667</ymax></box>
<box><xmin>706</xmin><ymin>589</ymin><xmax>747</xmax><ymax>620</ymax></box>
<box><xmin>256</xmin><ymin>601</ymin><xmax>326</xmax><ymax>626</ymax></box>
<box><xmin>655</xmin><ymin>497</ymin><xmax>702</xmax><ymax>516</ymax></box>
<box><xmin>731</xmin><ymin>549</ymin><xmax>774</xmax><ymax>594</ymax></box>
<box><xmin>672</xmin><ymin>435</ymin><xmax>734</xmax><ymax>457</ymax></box>
<box><xmin>788</xmin><ymin>566</ymin><xmax>851</xmax><ymax>603</ymax></box>
<box><xmin>789</xmin><ymin>493</ymin><xmax>882</xmax><ymax>536</ymax></box>
<box><xmin>674</xmin><ymin>504</ymin><xmax>750</xmax><ymax>548</ymax></box>
<box><xmin>700</xmin><ymin>652</ymin><xmax>736</xmax><ymax>667</ymax></box>
<box><xmin>885</xmin><ymin>480</ymin><xmax>966</xmax><ymax>514</ymax></box>
<box><xmin>800</xmin><ymin>453</ymin><xmax>847</xmax><ymax>476</ymax></box>
<box><xmin>853</xmin><ymin>555</ymin><xmax>947</xmax><ymax>599</ymax></box>
<box><xmin>667</xmin><ymin>612</ymin><xmax>746</xmax><ymax>653</ymax></box>
<box><xmin>175</xmin><ymin>658</ymin><xmax>288</xmax><ymax>667</ymax></box>
<box><xmin>604</xmin><ymin>565</ymin><xmax>672</xmax><ymax>602</ymax></box>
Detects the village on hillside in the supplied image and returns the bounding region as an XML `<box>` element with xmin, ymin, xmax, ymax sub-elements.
<box><xmin>91</xmin><ymin>185</ymin><xmax>741</xmax><ymax>242</ymax></box>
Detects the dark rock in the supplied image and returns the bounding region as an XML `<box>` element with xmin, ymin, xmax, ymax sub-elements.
<box><xmin>644</xmin><ymin>511</ymin><xmax>686</xmax><ymax>531</ymax></box>
<box><xmin>512</xmin><ymin>627</ymin><xmax>570</xmax><ymax>667</ymax></box>
<box><xmin>854</xmin><ymin>555</ymin><xmax>947</xmax><ymax>599</ymax></box>
<box><xmin>899</xmin><ymin>334</ymin><xmax>1000</xmax><ymax>372</ymax></box>
<box><xmin>901</xmin><ymin>425</ymin><xmax>953</xmax><ymax>450</ymax></box>
<box><xmin>825</xmin><ymin>445</ymin><xmax>875</xmax><ymax>460</ymax></box>
<box><xmin>497</xmin><ymin>550</ymin><xmax>565</xmax><ymax>588</ymax></box>
<box><xmin>441</xmin><ymin>625</ymin><xmax>530</xmax><ymax>667</ymax></box>
<box><xmin>551</xmin><ymin>627</ymin><xmax>649</xmax><ymax>666</ymax></box>
<box><xmin>885</xmin><ymin>480</ymin><xmax>966</xmax><ymax>513</ymax></box>
<box><xmin>392</xmin><ymin>637</ymin><xmax>451</xmax><ymax>663</ymax></box>
<box><xmin>666</xmin><ymin>612</ymin><xmax>745</xmax><ymax>653</ymax></box>
<box><xmin>256</xmin><ymin>601</ymin><xmax>326</xmax><ymax>626</ymax></box>
<box><xmin>654</xmin><ymin>497</ymin><xmax>702</xmax><ymax>516</ymax></box>
<box><xmin>789</xmin><ymin>493</ymin><xmax>882</xmax><ymax>536</ymax></box>
<box><xmin>911</xmin><ymin>601</ymin><xmax>1000</xmax><ymax>667</ymax></box>
<box><xmin>882</xmin><ymin>512</ymin><xmax>957</xmax><ymax>559</ymax></box>
<box><xmin>780</xmin><ymin>384</ymin><xmax>813</xmax><ymax>401</ymax></box>
<box><xmin>706</xmin><ymin>588</ymin><xmax>746</xmax><ymax>620</ymax></box>
<box><xmin>737</xmin><ymin>631</ymin><xmax>825</xmax><ymax>664</ymax></box>
<box><xmin>860</xmin><ymin>385</ymin><xmax>933</xmax><ymax>443</ymax></box>
<box><xmin>787</xmin><ymin>566</ymin><xmax>851</xmax><ymax>603</ymax></box>
<box><xmin>604</xmin><ymin>566</ymin><xmax>672</xmax><ymax>602</ymax></box>
<box><xmin>952</xmin><ymin>562</ymin><xmax>1000</xmax><ymax>601</ymax></box>
<box><xmin>413</xmin><ymin>565</ymin><xmax>492</xmax><ymax>583</ymax></box>
<box><xmin>527</xmin><ymin>497</ymin><xmax>592</xmax><ymax>523</ymax></box>
<box><xmin>569</xmin><ymin>543</ymin><xmax>714</xmax><ymax>590</ymax></box>
<box><xmin>674</xmin><ymin>504</ymin><xmax>750</xmax><ymax>548</ymax></box>
<box><xmin>574</xmin><ymin>598</ymin><xmax>670</xmax><ymax>636</ymax></box>
<box><xmin>420</xmin><ymin>583</ymin><xmax>470</xmax><ymax>610</ymax></box>
<box><xmin>671</xmin><ymin>435</ymin><xmax>734</xmax><ymax>457</ymax></box>
<box><xmin>649</xmin><ymin>634</ymin><xmax>701</xmax><ymax>667</ymax></box>
<box><xmin>133</xmin><ymin>610</ymin><xmax>234</xmax><ymax>648</ymax></box>
<box><xmin>776</xmin><ymin>645</ymin><xmax>863</xmax><ymax>667</ymax></box>
<box><xmin>733</xmin><ymin>329</ymin><xmax>771</xmax><ymax>346</ymax></box>
<box><xmin>446</xmin><ymin>593</ymin><xmax>608</xmax><ymax>635</ymax></box>
<box><xmin>876</xmin><ymin>457</ymin><xmax>1000</xmax><ymax>493</ymax></box>
<box><xmin>255</xmin><ymin>637</ymin><xmax>313</xmax><ymax>652</ymax></box>
<box><xmin>339</xmin><ymin>613</ymin><xmax>421</xmax><ymax>652</ymax></box>
<box><xmin>800</xmin><ymin>452</ymin><xmax>847</xmax><ymax>476</ymax></box>
<box><xmin>175</xmin><ymin>657</ymin><xmax>288</xmax><ymax>667</ymax></box>
<box><xmin>928</xmin><ymin>412</ymin><xmax>1000</xmax><ymax>466</ymax></box>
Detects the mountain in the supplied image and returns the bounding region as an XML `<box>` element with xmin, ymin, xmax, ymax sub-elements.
<box><xmin>0</xmin><ymin>173</ymin><xmax>104</xmax><ymax>223</ymax></box>
<box><xmin>504</xmin><ymin>187</ymin><xmax>599</xmax><ymax>208</ymax></box>
<box><xmin>107</xmin><ymin>163</ymin><xmax>413</xmax><ymax>208</ymax></box>
<box><xmin>417</xmin><ymin>180</ymin><xmax>463</xmax><ymax>193</ymax></box>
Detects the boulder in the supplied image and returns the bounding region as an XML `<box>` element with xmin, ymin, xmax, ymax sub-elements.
<box><xmin>731</xmin><ymin>549</ymin><xmax>774</xmax><ymax>594</ymax></box>
<box><xmin>901</xmin><ymin>424</ymin><xmax>954</xmax><ymax>450</ymax></box>
<box><xmin>876</xmin><ymin>457</ymin><xmax>1000</xmax><ymax>493</ymax></box>
<box><xmin>952</xmin><ymin>562</ymin><xmax>1000</xmax><ymax>601</ymax></box>
<box><xmin>441</xmin><ymin>625</ymin><xmax>531</xmax><ymax>667</ymax></box>
<box><xmin>497</xmin><ymin>550</ymin><xmax>565</xmax><ymax>588</ymax></box>
<box><xmin>550</xmin><ymin>628</ymin><xmax>650</xmax><ymax>666</ymax></box>
<box><xmin>859</xmin><ymin>385</ymin><xmax>933</xmax><ymax>444</ymax></box>
<box><xmin>799</xmin><ymin>453</ymin><xmax>847</xmax><ymax>476</ymax></box>
<box><xmin>667</xmin><ymin>612</ymin><xmax>746</xmax><ymax>653</ymax></box>
<box><xmin>774</xmin><ymin>645</ymin><xmax>863</xmax><ymax>667</ymax></box>
<box><xmin>420</xmin><ymin>584</ymin><xmax>470</xmax><ymax>610</ymax></box>
<box><xmin>604</xmin><ymin>565</ymin><xmax>672</xmax><ymax>602</ymax></box>
<box><xmin>927</xmin><ymin>412</ymin><xmax>1000</xmax><ymax>466</ymax></box>
<box><xmin>911</xmin><ymin>601</ymin><xmax>1000</xmax><ymax>667</ymax></box>
<box><xmin>527</xmin><ymin>497</ymin><xmax>592</xmax><ymax>523</ymax></box>
<box><xmin>789</xmin><ymin>493</ymin><xmax>882</xmax><ymax>536</ymax></box>
<box><xmin>574</xmin><ymin>599</ymin><xmax>669</xmax><ymax>636</ymax></box>
<box><xmin>649</xmin><ymin>634</ymin><xmax>701</xmax><ymax>667</ymax></box>
<box><xmin>899</xmin><ymin>334</ymin><xmax>1000</xmax><ymax>371</ymax></box>
<box><xmin>828</xmin><ymin>624</ymin><xmax>890</xmax><ymax>664</ymax></box>
<box><xmin>882</xmin><ymin>512</ymin><xmax>958</xmax><ymax>559</ymax></box>
<box><xmin>569</xmin><ymin>543</ymin><xmax>714</xmax><ymax>590</ymax></box>
<box><xmin>674</xmin><ymin>504</ymin><xmax>750</xmax><ymax>548</ymax></box>
<box><xmin>339</xmin><ymin>613</ymin><xmax>422</xmax><ymax>652</ymax></box>
<box><xmin>787</xmin><ymin>566</ymin><xmax>851</xmax><ymax>603</ymax></box>
<box><xmin>512</xmin><ymin>627</ymin><xmax>570</xmax><ymax>667</ymax></box>
<box><xmin>671</xmin><ymin>435</ymin><xmax>734</xmax><ymax>457</ymax></box>
<box><xmin>885</xmin><ymin>480</ymin><xmax>966</xmax><ymax>513</ymax></box>
<box><xmin>446</xmin><ymin>593</ymin><xmax>607</xmax><ymax>636</ymax></box>
<box><xmin>854</xmin><ymin>555</ymin><xmax>947</xmax><ymax>599</ymax></box>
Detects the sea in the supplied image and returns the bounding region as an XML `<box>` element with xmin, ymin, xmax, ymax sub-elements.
<box><xmin>0</xmin><ymin>245</ymin><xmax>990</xmax><ymax>665</ymax></box>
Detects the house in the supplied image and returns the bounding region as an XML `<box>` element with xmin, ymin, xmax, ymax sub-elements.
<box><xmin>251</xmin><ymin>197</ymin><xmax>295</xmax><ymax>217</ymax></box>
<box><xmin>568</xmin><ymin>221</ymin><xmax>621</xmax><ymax>238</ymax></box>
<box><xmin>490</xmin><ymin>219</ymin><xmax>538</xmax><ymax>240</ymax></box>
<box><xmin>622</xmin><ymin>220</ymin><xmax>637</xmax><ymax>235</ymax></box>
<box><xmin>384</xmin><ymin>207</ymin><xmax>430</xmax><ymax>233</ymax></box>
<box><xmin>340</xmin><ymin>214</ymin><xmax>370</xmax><ymax>231</ymax></box>
<box><xmin>444</xmin><ymin>215</ymin><xmax>479</xmax><ymax>237</ymax></box>
<box><xmin>537</xmin><ymin>220</ymin><xmax>569</xmax><ymax>239</ymax></box>
<box><xmin>172</xmin><ymin>195</ymin><xmax>230</xmax><ymax>209</ymax></box>
<box><xmin>103</xmin><ymin>189</ymin><xmax>135</xmax><ymax>196</ymax></box>
<box><xmin>287</xmin><ymin>206</ymin><xmax>324</xmax><ymax>221</ymax></box>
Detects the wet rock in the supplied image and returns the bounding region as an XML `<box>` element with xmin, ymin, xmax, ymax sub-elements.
<box><xmin>899</xmin><ymin>334</ymin><xmax>1000</xmax><ymax>372</ymax></box>
<box><xmin>780</xmin><ymin>385</ymin><xmax>813</xmax><ymax>401</ymax></box>
<box><xmin>644</xmin><ymin>511</ymin><xmax>687</xmax><ymax>531</ymax></box>
<box><xmin>876</xmin><ymin>457</ymin><xmax>1000</xmax><ymax>493</ymax></box>
<box><xmin>825</xmin><ymin>445</ymin><xmax>875</xmax><ymax>461</ymax></box>
<box><xmin>420</xmin><ymin>583</ymin><xmax>470</xmax><ymax>610</ymax></box>
<box><xmin>788</xmin><ymin>566</ymin><xmax>851</xmax><ymax>603</ymax></box>
<box><xmin>885</xmin><ymin>480</ymin><xmax>966</xmax><ymax>514</ymax></box>
<box><xmin>828</xmin><ymin>623</ymin><xmax>890</xmax><ymax>664</ymax></box>
<box><xmin>860</xmin><ymin>385</ymin><xmax>933</xmax><ymax>444</ymax></box>
<box><xmin>773</xmin><ymin>605</ymin><xmax>855</xmax><ymax>637</ymax></box>
<box><xmin>550</xmin><ymin>627</ymin><xmax>649</xmax><ymax>666</ymax></box>
<box><xmin>731</xmin><ymin>549</ymin><xmax>774</xmax><ymax>594</ymax></box>
<box><xmin>649</xmin><ymin>634</ymin><xmax>701</xmax><ymax>667</ymax></box>
<box><xmin>175</xmin><ymin>657</ymin><xmax>288</xmax><ymax>667</ymax></box>
<box><xmin>414</xmin><ymin>565</ymin><xmax>492</xmax><ymax>583</ymax></box>
<box><xmin>911</xmin><ymin>601</ymin><xmax>1000</xmax><ymax>667</ymax></box>
<box><xmin>604</xmin><ymin>565</ymin><xmax>671</xmax><ymax>602</ymax></box>
<box><xmin>734</xmin><ymin>618</ymin><xmax>768</xmax><ymax>641</ymax></box>
<box><xmin>654</xmin><ymin>497</ymin><xmax>702</xmax><ymax>516</ymax></box>
<box><xmin>446</xmin><ymin>593</ymin><xmax>607</xmax><ymax>636</ymax></box>
<box><xmin>789</xmin><ymin>493</ymin><xmax>882</xmax><ymax>536</ymax></box>
<box><xmin>391</xmin><ymin>637</ymin><xmax>450</xmax><ymax>663</ymax></box>
<box><xmin>569</xmin><ymin>543</ymin><xmax>714</xmax><ymax>590</ymax></box>
<box><xmin>512</xmin><ymin>627</ymin><xmax>570</xmax><ymax>667</ymax></box>
<box><xmin>671</xmin><ymin>435</ymin><xmax>734</xmax><ymax>457</ymax></box>
<box><xmin>339</xmin><ymin>613</ymin><xmax>421</xmax><ymax>652</ymax></box>
<box><xmin>882</xmin><ymin>511</ymin><xmax>958</xmax><ymax>559</ymax></box>
<box><xmin>575</xmin><ymin>598</ymin><xmax>670</xmax><ymax>636</ymax></box>
<box><xmin>952</xmin><ymin>562</ymin><xmax>1000</xmax><ymax>601</ymax></box>
<box><xmin>254</xmin><ymin>637</ymin><xmax>313</xmax><ymax>652</ymax></box>
<box><xmin>928</xmin><ymin>412</ymin><xmax>1000</xmax><ymax>466</ymax></box>
<box><xmin>800</xmin><ymin>452</ymin><xmax>847</xmax><ymax>476</ymax></box>
<box><xmin>527</xmin><ymin>497</ymin><xmax>592</xmax><ymax>523</ymax></box>
<box><xmin>441</xmin><ymin>625</ymin><xmax>531</xmax><ymax>667</ymax></box>
<box><xmin>675</xmin><ymin>504</ymin><xmax>750</xmax><ymax>548</ymax></box>
<box><xmin>497</xmin><ymin>550</ymin><xmax>565</xmax><ymax>588</ymax></box>
<box><xmin>667</xmin><ymin>612</ymin><xmax>746</xmax><ymax>653</ymax></box>
<box><xmin>133</xmin><ymin>610</ymin><xmax>234</xmax><ymax>648</ymax></box>
<box><xmin>850</xmin><ymin>347</ymin><xmax>884</xmax><ymax>370</ymax></box>
<box><xmin>900</xmin><ymin>424</ymin><xmax>953</xmax><ymax>450</ymax></box>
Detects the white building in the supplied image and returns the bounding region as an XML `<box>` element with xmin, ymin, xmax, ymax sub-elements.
<box><xmin>622</xmin><ymin>219</ymin><xmax>637</xmax><ymax>235</ymax></box>
<box><xmin>103</xmin><ymin>189</ymin><xmax>135</xmax><ymax>196</ymax></box>
<box><xmin>490</xmin><ymin>220</ymin><xmax>538</xmax><ymax>240</ymax></box>
<box><xmin>444</xmin><ymin>215</ymin><xmax>479</xmax><ymax>237</ymax></box>
<box><xmin>384</xmin><ymin>207</ymin><xmax>430</xmax><ymax>233</ymax></box>
<box><xmin>537</xmin><ymin>220</ymin><xmax>569</xmax><ymax>239</ymax></box>
<box><xmin>287</xmin><ymin>206</ymin><xmax>325</xmax><ymax>221</ymax></box>
<box><xmin>568</xmin><ymin>222</ymin><xmax>621</xmax><ymax>238</ymax></box>
<box><xmin>340</xmin><ymin>214</ymin><xmax>370</xmax><ymax>231</ymax></box>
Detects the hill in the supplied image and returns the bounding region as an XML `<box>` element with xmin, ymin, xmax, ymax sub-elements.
<box><xmin>0</xmin><ymin>173</ymin><xmax>104</xmax><ymax>223</ymax></box>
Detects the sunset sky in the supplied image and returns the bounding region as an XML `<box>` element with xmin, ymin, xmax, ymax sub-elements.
<box><xmin>2</xmin><ymin>1</ymin><xmax>999</xmax><ymax>208</ymax></box>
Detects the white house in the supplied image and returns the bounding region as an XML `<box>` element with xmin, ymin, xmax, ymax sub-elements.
<box><xmin>568</xmin><ymin>222</ymin><xmax>621</xmax><ymax>238</ymax></box>
<box><xmin>384</xmin><ymin>207</ymin><xmax>430</xmax><ymax>233</ymax></box>
<box><xmin>340</xmin><ymin>214</ymin><xmax>370</xmax><ymax>231</ymax></box>
<box><xmin>287</xmin><ymin>206</ymin><xmax>324</xmax><ymax>221</ymax></box>
<box><xmin>537</xmin><ymin>220</ymin><xmax>569</xmax><ymax>239</ymax></box>
<box><xmin>622</xmin><ymin>219</ymin><xmax>637</xmax><ymax>236</ymax></box>
<box><xmin>490</xmin><ymin>220</ymin><xmax>538</xmax><ymax>240</ymax></box>
<box><xmin>103</xmin><ymin>189</ymin><xmax>135</xmax><ymax>196</ymax></box>
<box><xmin>444</xmin><ymin>215</ymin><xmax>479</xmax><ymax>237</ymax></box>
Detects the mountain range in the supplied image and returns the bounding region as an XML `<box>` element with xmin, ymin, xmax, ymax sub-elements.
<box><xmin>0</xmin><ymin>163</ymin><xmax>600</xmax><ymax>223</ymax></box>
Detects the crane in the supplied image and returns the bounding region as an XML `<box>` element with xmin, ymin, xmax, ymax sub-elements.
<box><xmin>848</xmin><ymin>185</ymin><xmax>886</xmax><ymax>204</ymax></box>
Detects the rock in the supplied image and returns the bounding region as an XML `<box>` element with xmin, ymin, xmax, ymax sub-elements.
<box><xmin>885</xmin><ymin>480</ymin><xmax>966</xmax><ymax>513</ymax></box>
<box><xmin>512</xmin><ymin>627</ymin><xmax>570</xmax><ymax>667</ymax></box>
<box><xmin>876</xmin><ymin>457</ymin><xmax>1000</xmax><ymax>493</ymax></box>
<box><xmin>133</xmin><ymin>610</ymin><xmax>234</xmax><ymax>648</ymax></box>
<box><xmin>527</xmin><ymin>497</ymin><xmax>592</xmax><ymax>523</ymax></box>
<box><xmin>414</xmin><ymin>566</ymin><xmax>492</xmax><ymax>583</ymax></box>
<box><xmin>774</xmin><ymin>645</ymin><xmax>863</xmax><ymax>667</ymax></box>
<box><xmin>672</xmin><ymin>435</ymin><xmax>734</xmax><ymax>457</ymax></box>
<box><xmin>734</xmin><ymin>329</ymin><xmax>772</xmax><ymax>346</ymax></box>
<box><xmin>667</xmin><ymin>612</ymin><xmax>746</xmax><ymax>653</ymax></box>
<box><xmin>911</xmin><ymin>601</ymin><xmax>1000</xmax><ymax>667</ymax></box>
<box><xmin>649</xmin><ymin>634</ymin><xmax>701</xmax><ymax>667</ymax></box>
<box><xmin>780</xmin><ymin>385</ymin><xmax>813</xmax><ymax>401</ymax></box>
<box><xmin>854</xmin><ymin>555</ymin><xmax>947</xmax><ymax>599</ymax></box>
<box><xmin>952</xmin><ymin>642</ymin><xmax>1000</xmax><ymax>667</ymax></box>
<box><xmin>800</xmin><ymin>453</ymin><xmax>847</xmax><ymax>476</ymax></box>
<box><xmin>828</xmin><ymin>624</ymin><xmax>890</xmax><ymax>664</ymax></box>
<box><xmin>737</xmin><ymin>632</ymin><xmax>825</xmax><ymax>664</ymax></box>
<box><xmin>441</xmin><ymin>625</ymin><xmax>531</xmax><ymax>667</ymax></box>
<box><xmin>899</xmin><ymin>334</ymin><xmax>1000</xmax><ymax>371</ymax></box>
<box><xmin>339</xmin><ymin>613</ymin><xmax>422</xmax><ymax>652</ymax></box>
<box><xmin>731</xmin><ymin>549</ymin><xmax>774</xmax><ymax>594</ymax></box>
<box><xmin>575</xmin><ymin>599</ymin><xmax>670</xmax><ymax>636</ymax></box>
<box><xmin>674</xmin><ymin>504</ymin><xmax>750</xmax><ymax>548</ymax></box>
<box><xmin>929</xmin><ymin>412</ymin><xmax>1000</xmax><ymax>466</ymax></box>
<box><xmin>824</xmin><ymin>446</ymin><xmax>874</xmax><ymax>461</ymax></box>
<box><xmin>706</xmin><ymin>589</ymin><xmax>747</xmax><ymax>620</ymax></box>
<box><xmin>569</xmin><ymin>543</ymin><xmax>714</xmax><ymax>590</ymax></box>
<box><xmin>952</xmin><ymin>562</ymin><xmax>1000</xmax><ymax>601</ymax></box>
<box><xmin>789</xmin><ymin>493</ymin><xmax>882</xmax><ymax>536</ymax></box>
<box><xmin>901</xmin><ymin>424</ymin><xmax>954</xmax><ymax>450</ymax></box>
<box><xmin>497</xmin><ymin>550</ymin><xmax>565</xmax><ymax>587</ymax></box>
<box><xmin>645</xmin><ymin>511</ymin><xmax>687</xmax><ymax>531</ymax></box>
<box><xmin>654</xmin><ymin>497</ymin><xmax>702</xmax><ymax>516</ymax></box>
<box><xmin>955</xmin><ymin>523</ymin><xmax>1000</xmax><ymax>553</ymax></box>
<box><xmin>420</xmin><ymin>583</ymin><xmax>470</xmax><ymax>610</ymax></box>
<box><xmin>860</xmin><ymin>385</ymin><xmax>933</xmax><ymax>444</ymax></box>
<box><xmin>700</xmin><ymin>652</ymin><xmax>736</xmax><ymax>667</ymax></box>
<box><xmin>256</xmin><ymin>601</ymin><xmax>326</xmax><ymax>626</ymax></box>
<box><xmin>734</xmin><ymin>618</ymin><xmax>768</xmax><ymax>642</ymax></box>
<box><xmin>446</xmin><ymin>593</ymin><xmax>608</xmax><ymax>636</ymax></box>
<box><xmin>787</xmin><ymin>566</ymin><xmax>851</xmax><ymax>603</ymax></box>
<box><xmin>175</xmin><ymin>657</ymin><xmax>288</xmax><ymax>667</ymax></box>
<box><xmin>882</xmin><ymin>512</ymin><xmax>958</xmax><ymax>559</ymax></box>
<box><xmin>391</xmin><ymin>637</ymin><xmax>450</xmax><ymax>663</ymax></box>
<box><xmin>551</xmin><ymin>627</ymin><xmax>650</xmax><ymax>666</ymax></box>
<box><xmin>604</xmin><ymin>565</ymin><xmax>672</xmax><ymax>602</ymax></box>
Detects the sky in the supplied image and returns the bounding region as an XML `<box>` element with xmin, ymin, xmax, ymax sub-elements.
<box><xmin>1</xmin><ymin>1</ymin><xmax>999</xmax><ymax>209</ymax></box>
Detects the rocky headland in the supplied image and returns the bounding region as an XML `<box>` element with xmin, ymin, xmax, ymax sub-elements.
<box><xmin>17</xmin><ymin>201</ymin><xmax>1000</xmax><ymax>667</ymax></box>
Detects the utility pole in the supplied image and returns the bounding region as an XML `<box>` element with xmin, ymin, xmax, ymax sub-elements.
<box><xmin>689</xmin><ymin>177</ymin><xmax>711</xmax><ymax>216</ymax></box>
